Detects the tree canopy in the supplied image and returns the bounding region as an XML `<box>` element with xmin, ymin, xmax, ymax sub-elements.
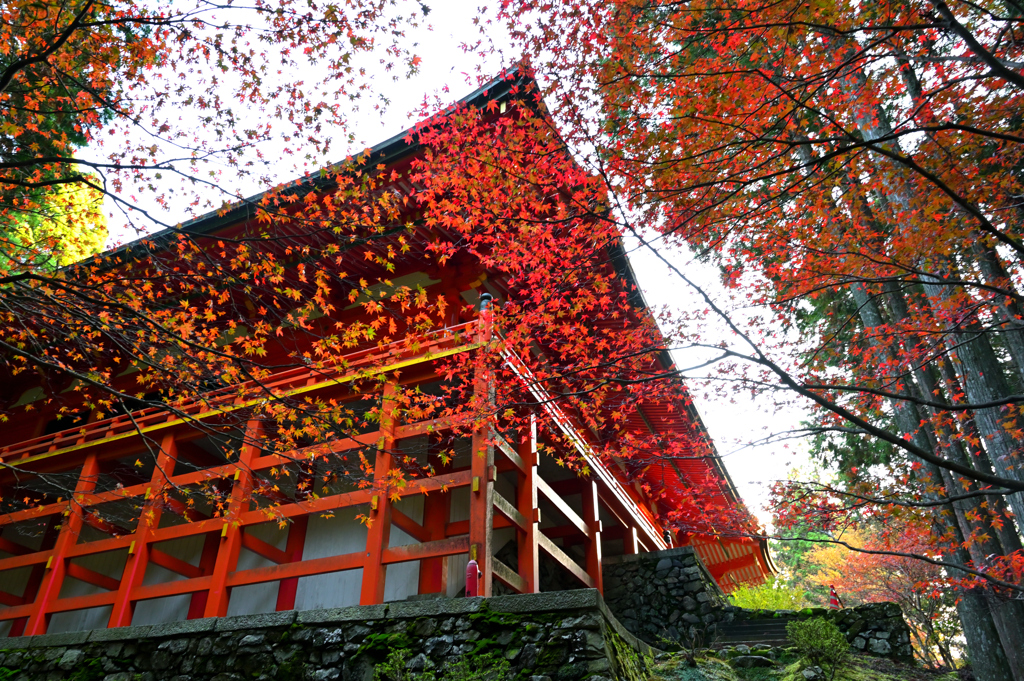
<box><xmin>493</xmin><ymin>0</ymin><xmax>1024</xmax><ymax>675</ymax></box>
<box><xmin>2</xmin><ymin>0</ymin><xmax>1023</xmax><ymax>673</ymax></box>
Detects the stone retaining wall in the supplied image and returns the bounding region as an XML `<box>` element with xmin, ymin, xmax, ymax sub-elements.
<box><xmin>720</xmin><ymin>603</ymin><xmax>914</xmax><ymax>660</ymax></box>
<box><xmin>0</xmin><ymin>591</ymin><xmax>654</xmax><ymax>681</ymax></box>
<box><xmin>601</xmin><ymin>548</ymin><xmax>913</xmax><ymax>662</ymax></box>
<box><xmin>602</xmin><ymin>547</ymin><xmax>726</xmax><ymax>646</ymax></box>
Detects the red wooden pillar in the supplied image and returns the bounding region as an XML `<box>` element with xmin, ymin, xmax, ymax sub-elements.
<box><xmin>468</xmin><ymin>422</ymin><xmax>494</xmax><ymax>597</ymax></box>
<box><xmin>108</xmin><ymin>432</ymin><xmax>180</xmax><ymax>627</ymax></box>
<box><xmin>582</xmin><ymin>479</ymin><xmax>603</xmax><ymax>593</ymax></box>
<box><xmin>417</xmin><ymin>491</ymin><xmax>449</xmax><ymax>594</ymax></box>
<box><xmin>23</xmin><ymin>452</ymin><xmax>101</xmax><ymax>635</ymax></box>
<box><xmin>276</xmin><ymin>457</ymin><xmax>314</xmax><ymax>609</ymax></box>
<box><xmin>469</xmin><ymin>294</ymin><xmax>494</xmax><ymax>597</ymax></box>
<box><xmin>516</xmin><ymin>414</ymin><xmax>539</xmax><ymax>593</ymax></box>
<box><xmin>360</xmin><ymin>383</ymin><xmax>397</xmax><ymax>605</ymax></box>
<box><xmin>203</xmin><ymin>419</ymin><xmax>262</xmax><ymax>618</ymax></box>
<box><xmin>275</xmin><ymin>516</ymin><xmax>308</xmax><ymax>611</ymax></box>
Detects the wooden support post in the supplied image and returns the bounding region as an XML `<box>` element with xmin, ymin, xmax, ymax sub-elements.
<box><xmin>23</xmin><ymin>453</ymin><xmax>101</xmax><ymax>635</ymax></box>
<box><xmin>360</xmin><ymin>384</ymin><xmax>397</xmax><ymax>605</ymax></box>
<box><xmin>417</xmin><ymin>491</ymin><xmax>449</xmax><ymax>594</ymax></box>
<box><xmin>469</xmin><ymin>293</ymin><xmax>494</xmax><ymax>597</ymax></box>
<box><xmin>203</xmin><ymin>420</ymin><xmax>261</xmax><ymax>618</ymax></box>
<box><xmin>108</xmin><ymin>432</ymin><xmax>180</xmax><ymax>627</ymax></box>
<box><xmin>468</xmin><ymin>433</ymin><xmax>494</xmax><ymax>599</ymax></box>
<box><xmin>582</xmin><ymin>479</ymin><xmax>603</xmax><ymax>594</ymax></box>
<box><xmin>516</xmin><ymin>414</ymin><xmax>539</xmax><ymax>593</ymax></box>
<box><xmin>275</xmin><ymin>515</ymin><xmax>308</xmax><ymax>611</ymax></box>
<box><xmin>625</xmin><ymin>526</ymin><xmax>639</xmax><ymax>555</ymax></box>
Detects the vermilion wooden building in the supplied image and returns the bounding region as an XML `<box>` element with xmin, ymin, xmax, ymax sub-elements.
<box><xmin>0</xmin><ymin>74</ymin><xmax>772</xmax><ymax>637</ymax></box>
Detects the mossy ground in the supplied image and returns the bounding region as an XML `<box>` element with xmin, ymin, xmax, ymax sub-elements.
<box><xmin>647</xmin><ymin>652</ymin><xmax>964</xmax><ymax>681</ymax></box>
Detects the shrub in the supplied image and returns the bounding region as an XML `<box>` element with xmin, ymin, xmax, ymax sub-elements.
<box><xmin>373</xmin><ymin>649</ymin><xmax>511</xmax><ymax>681</ymax></box>
<box><xmin>727</xmin><ymin>577</ymin><xmax>808</xmax><ymax>610</ymax></box>
<box><xmin>786</xmin><ymin>617</ymin><xmax>850</xmax><ymax>681</ymax></box>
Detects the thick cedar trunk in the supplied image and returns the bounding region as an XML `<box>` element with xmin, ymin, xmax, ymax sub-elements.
<box><xmin>883</xmin><ymin>284</ymin><xmax>1024</xmax><ymax>540</ymax></box>
<box><xmin>840</xmin><ymin>51</ymin><xmax>1024</xmax><ymax>527</ymax></box>
<box><xmin>794</xmin><ymin>102</ymin><xmax>1022</xmax><ymax>677</ymax></box>
<box><xmin>969</xmin><ymin>239</ymin><xmax>1024</xmax><ymax>388</ymax></box>
<box><xmin>850</xmin><ymin>284</ymin><xmax>1021</xmax><ymax>680</ymax></box>
<box><xmin>934</xmin><ymin>355</ymin><xmax>1024</xmax><ymax>548</ymax></box>
<box><xmin>894</xmin><ymin>50</ymin><xmax>1024</xmax><ymax>392</ymax></box>
<box><xmin>937</xmin><ymin>316</ymin><xmax>1024</xmax><ymax>522</ymax></box>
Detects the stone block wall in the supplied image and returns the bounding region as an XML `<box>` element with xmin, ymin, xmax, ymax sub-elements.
<box><xmin>719</xmin><ymin>602</ymin><xmax>913</xmax><ymax>660</ymax></box>
<box><xmin>602</xmin><ymin>547</ymin><xmax>727</xmax><ymax>646</ymax></box>
<box><xmin>0</xmin><ymin>591</ymin><xmax>654</xmax><ymax>681</ymax></box>
<box><xmin>602</xmin><ymin>548</ymin><xmax>913</xmax><ymax>662</ymax></box>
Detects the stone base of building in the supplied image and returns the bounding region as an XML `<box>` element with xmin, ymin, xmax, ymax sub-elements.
<box><xmin>0</xmin><ymin>590</ymin><xmax>654</xmax><ymax>681</ymax></box>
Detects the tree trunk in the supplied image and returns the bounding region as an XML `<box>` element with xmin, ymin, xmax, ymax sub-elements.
<box><xmin>850</xmin><ymin>284</ymin><xmax>1022</xmax><ymax>680</ymax></box>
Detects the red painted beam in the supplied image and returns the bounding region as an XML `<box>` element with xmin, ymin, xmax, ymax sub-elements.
<box><xmin>0</xmin><ymin>537</ymin><xmax>35</xmax><ymax>556</ymax></box>
<box><xmin>382</xmin><ymin>536</ymin><xmax>469</xmax><ymax>565</ymax></box>
<box><xmin>134</xmin><ymin>575</ymin><xmax>213</xmax><ymax>602</ymax></box>
<box><xmin>149</xmin><ymin>548</ymin><xmax>205</xmax><ymax>579</ymax></box>
<box><xmin>0</xmin><ymin>590</ymin><xmax>24</xmax><ymax>607</ymax></box>
<box><xmin>240</xmin><ymin>532</ymin><xmax>290</xmax><ymax>565</ymax></box>
<box><xmin>391</xmin><ymin>506</ymin><xmax>431</xmax><ymax>543</ymax></box>
<box><xmin>228</xmin><ymin>550</ymin><xmax>364</xmax><ymax>587</ymax></box>
<box><xmin>46</xmin><ymin>590</ymin><xmax>117</xmax><ymax>614</ymax></box>
<box><xmin>65</xmin><ymin>562</ymin><xmax>121</xmax><ymax>592</ymax></box>
<box><xmin>0</xmin><ymin>549</ymin><xmax>49</xmax><ymax>571</ymax></box>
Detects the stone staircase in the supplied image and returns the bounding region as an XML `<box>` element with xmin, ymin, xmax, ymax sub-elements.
<box><xmin>712</xmin><ymin>617</ymin><xmax>795</xmax><ymax>648</ymax></box>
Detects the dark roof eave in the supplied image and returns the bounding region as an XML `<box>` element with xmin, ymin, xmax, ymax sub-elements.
<box><xmin>607</xmin><ymin>240</ymin><xmax>745</xmax><ymax>507</ymax></box>
<box><xmin>90</xmin><ymin>70</ymin><xmax>533</xmax><ymax>268</ymax></box>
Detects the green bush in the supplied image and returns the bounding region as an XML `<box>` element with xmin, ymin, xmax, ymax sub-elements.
<box><xmin>786</xmin><ymin>618</ymin><xmax>849</xmax><ymax>681</ymax></box>
<box><xmin>373</xmin><ymin>649</ymin><xmax>511</xmax><ymax>681</ymax></box>
<box><xmin>727</xmin><ymin>577</ymin><xmax>808</xmax><ymax>610</ymax></box>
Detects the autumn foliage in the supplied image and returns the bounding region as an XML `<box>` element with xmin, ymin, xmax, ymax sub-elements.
<box><xmin>3</xmin><ymin>0</ymin><xmax>1024</xmax><ymax>673</ymax></box>
<box><xmin>0</xmin><ymin>0</ymin><xmax>751</xmax><ymax>573</ymax></box>
<box><xmin>493</xmin><ymin>0</ymin><xmax>1024</xmax><ymax>676</ymax></box>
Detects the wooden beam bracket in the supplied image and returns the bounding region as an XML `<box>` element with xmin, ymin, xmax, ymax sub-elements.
<box><xmin>492</xmin><ymin>557</ymin><xmax>527</xmax><ymax>594</ymax></box>
<box><xmin>536</xmin><ymin>478</ymin><xmax>589</xmax><ymax>537</ymax></box>
<box><xmin>536</xmin><ymin>531</ymin><xmax>594</xmax><ymax>588</ymax></box>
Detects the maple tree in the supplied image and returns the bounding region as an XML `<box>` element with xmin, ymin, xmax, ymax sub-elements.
<box><xmin>5</xmin><ymin>0</ymin><xmax>1022</xmax><ymax>673</ymax></box>
<box><xmin>0</xmin><ymin>0</ymin><xmax>434</xmax><ymax>519</ymax></box>
<box><xmin>810</xmin><ymin>527</ymin><xmax>964</xmax><ymax>668</ymax></box>
<box><xmin>492</xmin><ymin>0</ymin><xmax>1024</xmax><ymax>676</ymax></box>
<box><xmin>0</xmin><ymin>0</ymin><xmax>753</xmax><ymax>628</ymax></box>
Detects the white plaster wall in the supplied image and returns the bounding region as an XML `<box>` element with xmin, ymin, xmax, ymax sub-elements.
<box><xmin>226</xmin><ymin>522</ymin><xmax>288</xmax><ymax>617</ymax></box>
<box><xmin>447</xmin><ymin>487</ymin><xmax>469</xmax><ymax>597</ymax></box>
<box><xmin>49</xmin><ymin>547</ymin><xmax>127</xmax><ymax>633</ymax></box>
<box><xmin>132</xmin><ymin>533</ymin><xmax>206</xmax><ymax>625</ymax></box>
<box><xmin>48</xmin><ymin>605</ymin><xmax>112</xmax><ymax>634</ymax></box>
<box><xmin>292</xmin><ymin>505</ymin><xmax>369</xmax><ymax>611</ymax></box>
<box><xmin>383</xmin><ymin>495</ymin><xmax>423</xmax><ymax>602</ymax></box>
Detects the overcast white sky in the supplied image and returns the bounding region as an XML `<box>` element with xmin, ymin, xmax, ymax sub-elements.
<box><xmin>105</xmin><ymin>0</ymin><xmax>812</xmax><ymax>523</ymax></box>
